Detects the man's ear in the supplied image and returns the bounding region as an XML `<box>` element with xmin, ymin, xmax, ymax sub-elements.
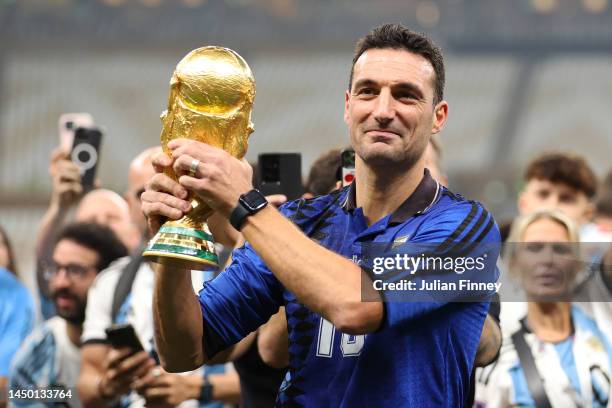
<box><xmin>431</xmin><ymin>101</ymin><xmax>449</xmax><ymax>135</ymax></box>
<box><xmin>343</xmin><ymin>90</ymin><xmax>351</xmax><ymax>125</ymax></box>
<box><xmin>582</xmin><ymin>202</ymin><xmax>595</xmax><ymax>224</ymax></box>
<box><xmin>517</xmin><ymin>191</ymin><xmax>529</xmax><ymax>215</ymax></box>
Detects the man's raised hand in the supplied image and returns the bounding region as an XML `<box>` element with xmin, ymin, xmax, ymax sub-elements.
<box><xmin>141</xmin><ymin>151</ymin><xmax>192</xmax><ymax>235</ymax></box>
<box><xmin>168</xmin><ymin>139</ymin><xmax>253</xmax><ymax>218</ymax></box>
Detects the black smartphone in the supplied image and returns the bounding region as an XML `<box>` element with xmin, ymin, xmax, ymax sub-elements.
<box><xmin>257</xmin><ymin>153</ymin><xmax>303</xmax><ymax>201</ymax></box>
<box><xmin>71</xmin><ymin>127</ymin><xmax>103</xmax><ymax>192</ymax></box>
<box><xmin>105</xmin><ymin>324</ymin><xmax>144</xmax><ymax>352</ymax></box>
<box><xmin>340</xmin><ymin>148</ymin><xmax>355</xmax><ymax>187</ymax></box>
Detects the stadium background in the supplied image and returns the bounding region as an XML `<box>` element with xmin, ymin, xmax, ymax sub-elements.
<box><xmin>1</xmin><ymin>0</ymin><xmax>611</xmax><ymax>292</ymax></box>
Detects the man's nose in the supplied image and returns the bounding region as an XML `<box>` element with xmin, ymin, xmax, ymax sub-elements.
<box><xmin>52</xmin><ymin>269</ymin><xmax>72</xmax><ymax>289</ymax></box>
<box><xmin>373</xmin><ymin>89</ymin><xmax>394</xmax><ymax>126</ymax></box>
<box><xmin>543</xmin><ymin>195</ymin><xmax>560</xmax><ymax>209</ymax></box>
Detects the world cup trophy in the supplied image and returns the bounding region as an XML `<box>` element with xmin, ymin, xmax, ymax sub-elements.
<box><xmin>143</xmin><ymin>46</ymin><xmax>255</xmax><ymax>269</ymax></box>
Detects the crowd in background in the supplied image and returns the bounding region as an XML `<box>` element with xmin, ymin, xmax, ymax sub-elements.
<box><xmin>0</xmin><ymin>127</ymin><xmax>611</xmax><ymax>407</ymax></box>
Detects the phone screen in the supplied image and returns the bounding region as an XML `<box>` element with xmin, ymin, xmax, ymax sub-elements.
<box><xmin>71</xmin><ymin>127</ymin><xmax>103</xmax><ymax>191</ymax></box>
<box><xmin>105</xmin><ymin>324</ymin><xmax>144</xmax><ymax>352</ymax></box>
<box><xmin>341</xmin><ymin>149</ymin><xmax>355</xmax><ymax>187</ymax></box>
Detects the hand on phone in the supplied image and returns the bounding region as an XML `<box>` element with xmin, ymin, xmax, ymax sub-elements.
<box><xmin>133</xmin><ymin>367</ymin><xmax>200</xmax><ymax>407</ymax></box>
<box><xmin>99</xmin><ymin>348</ymin><xmax>155</xmax><ymax>398</ymax></box>
<box><xmin>49</xmin><ymin>147</ymin><xmax>83</xmax><ymax>209</ymax></box>
<box><xmin>58</xmin><ymin>113</ymin><xmax>94</xmax><ymax>153</ymax></box>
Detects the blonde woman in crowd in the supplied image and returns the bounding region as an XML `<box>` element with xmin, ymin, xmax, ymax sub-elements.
<box><xmin>475</xmin><ymin>210</ymin><xmax>612</xmax><ymax>407</ymax></box>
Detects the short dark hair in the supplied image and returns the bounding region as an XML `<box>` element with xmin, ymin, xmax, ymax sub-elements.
<box><xmin>596</xmin><ymin>169</ymin><xmax>612</xmax><ymax>217</ymax></box>
<box><xmin>305</xmin><ymin>148</ymin><xmax>343</xmax><ymax>196</ymax></box>
<box><xmin>349</xmin><ymin>23</ymin><xmax>445</xmax><ymax>104</ymax></box>
<box><xmin>55</xmin><ymin>222</ymin><xmax>128</xmax><ymax>272</ymax></box>
<box><xmin>525</xmin><ymin>152</ymin><xmax>598</xmax><ymax>199</ymax></box>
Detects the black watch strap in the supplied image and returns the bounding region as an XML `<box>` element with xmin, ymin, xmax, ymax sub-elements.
<box><xmin>199</xmin><ymin>378</ymin><xmax>214</xmax><ymax>403</ymax></box>
<box><xmin>230</xmin><ymin>202</ymin><xmax>251</xmax><ymax>230</ymax></box>
<box><xmin>230</xmin><ymin>189</ymin><xmax>268</xmax><ymax>231</ymax></box>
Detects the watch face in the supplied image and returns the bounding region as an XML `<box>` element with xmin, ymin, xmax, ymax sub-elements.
<box><xmin>241</xmin><ymin>189</ymin><xmax>268</xmax><ymax>212</ymax></box>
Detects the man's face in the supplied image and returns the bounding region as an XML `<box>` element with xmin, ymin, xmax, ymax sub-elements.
<box><xmin>344</xmin><ymin>48</ymin><xmax>448</xmax><ymax>169</ymax></box>
<box><xmin>49</xmin><ymin>239</ymin><xmax>99</xmax><ymax>324</ymax></box>
<box><xmin>518</xmin><ymin>179</ymin><xmax>593</xmax><ymax>226</ymax></box>
<box><xmin>75</xmin><ymin>191</ymin><xmax>140</xmax><ymax>251</ymax></box>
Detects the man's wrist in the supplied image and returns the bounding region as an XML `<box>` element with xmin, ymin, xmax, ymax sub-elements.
<box><xmin>229</xmin><ymin>189</ymin><xmax>268</xmax><ymax>231</ymax></box>
<box><xmin>198</xmin><ymin>375</ymin><xmax>214</xmax><ymax>404</ymax></box>
<box><xmin>96</xmin><ymin>376</ymin><xmax>115</xmax><ymax>401</ymax></box>
<box><xmin>186</xmin><ymin>375</ymin><xmax>205</xmax><ymax>400</ymax></box>
<box><xmin>48</xmin><ymin>199</ymin><xmax>72</xmax><ymax>216</ymax></box>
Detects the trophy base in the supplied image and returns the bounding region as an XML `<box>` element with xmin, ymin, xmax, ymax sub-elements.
<box><xmin>142</xmin><ymin>224</ymin><xmax>219</xmax><ymax>271</ymax></box>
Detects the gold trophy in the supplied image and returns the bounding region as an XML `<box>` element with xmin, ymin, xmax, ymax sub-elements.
<box><xmin>143</xmin><ymin>46</ymin><xmax>255</xmax><ymax>269</ymax></box>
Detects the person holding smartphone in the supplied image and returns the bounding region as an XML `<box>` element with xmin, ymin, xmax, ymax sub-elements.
<box><xmin>9</xmin><ymin>222</ymin><xmax>127</xmax><ymax>408</ymax></box>
<box><xmin>77</xmin><ymin>148</ymin><xmax>242</xmax><ymax>408</ymax></box>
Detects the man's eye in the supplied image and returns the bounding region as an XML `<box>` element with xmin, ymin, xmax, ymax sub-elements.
<box><xmin>537</xmin><ymin>190</ymin><xmax>550</xmax><ymax>199</ymax></box>
<box><xmin>560</xmin><ymin>195</ymin><xmax>577</xmax><ymax>204</ymax></box>
<box><xmin>395</xmin><ymin>92</ymin><xmax>416</xmax><ymax>100</ymax></box>
<box><xmin>357</xmin><ymin>88</ymin><xmax>375</xmax><ymax>96</ymax></box>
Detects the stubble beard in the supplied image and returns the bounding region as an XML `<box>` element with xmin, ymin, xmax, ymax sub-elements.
<box><xmin>353</xmin><ymin>131</ymin><xmax>428</xmax><ymax>171</ymax></box>
<box><xmin>53</xmin><ymin>292</ymin><xmax>87</xmax><ymax>325</ymax></box>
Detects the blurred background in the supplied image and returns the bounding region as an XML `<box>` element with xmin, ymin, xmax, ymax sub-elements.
<box><xmin>1</xmin><ymin>0</ymin><xmax>611</xmax><ymax>290</ymax></box>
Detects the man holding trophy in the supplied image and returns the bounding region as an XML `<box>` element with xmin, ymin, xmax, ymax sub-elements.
<box><xmin>143</xmin><ymin>24</ymin><xmax>500</xmax><ymax>407</ymax></box>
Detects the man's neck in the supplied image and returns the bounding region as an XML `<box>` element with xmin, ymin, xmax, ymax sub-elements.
<box><xmin>526</xmin><ymin>301</ymin><xmax>572</xmax><ymax>343</ymax></box>
<box><xmin>65</xmin><ymin>320</ymin><xmax>83</xmax><ymax>348</ymax></box>
<box><xmin>354</xmin><ymin>158</ymin><xmax>425</xmax><ymax>226</ymax></box>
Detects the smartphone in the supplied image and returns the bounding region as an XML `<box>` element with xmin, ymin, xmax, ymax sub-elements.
<box><xmin>58</xmin><ymin>113</ymin><xmax>94</xmax><ymax>153</ymax></box>
<box><xmin>71</xmin><ymin>127</ymin><xmax>103</xmax><ymax>192</ymax></box>
<box><xmin>340</xmin><ymin>148</ymin><xmax>355</xmax><ymax>187</ymax></box>
<box><xmin>105</xmin><ymin>324</ymin><xmax>144</xmax><ymax>352</ymax></box>
<box><xmin>257</xmin><ymin>153</ymin><xmax>303</xmax><ymax>200</ymax></box>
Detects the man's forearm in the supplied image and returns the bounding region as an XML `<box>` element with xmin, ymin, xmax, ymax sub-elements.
<box><xmin>241</xmin><ymin>206</ymin><xmax>382</xmax><ymax>334</ymax></box>
<box><xmin>0</xmin><ymin>377</ymin><xmax>7</xmax><ymax>408</ymax></box>
<box><xmin>474</xmin><ymin>315</ymin><xmax>502</xmax><ymax>368</ymax></box>
<box><xmin>208</xmin><ymin>371</ymin><xmax>241</xmax><ymax>404</ymax></box>
<box><xmin>258</xmin><ymin>308</ymin><xmax>289</xmax><ymax>368</ymax></box>
<box><xmin>35</xmin><ymin>204</ymin><xmax>71</xmax><ymax>298</ymax></box>
<box><xmin>78</xmin><ymin>372</ymin><xmax>117</xmax><ymax>408</ymax></box>
<box><xmin>79</xmin><ymin>345</ymin><xmax>123</xmax><ymax>408</ymax></box>
<box><xmin>35</xmin><ymin>204</ymin><xmax>70</xmax><ymax>259</ymax></box>
<box><xmin>154</xmin><ymin>265</ymin><xmax>206</xmax><ymax>371</ymax></box>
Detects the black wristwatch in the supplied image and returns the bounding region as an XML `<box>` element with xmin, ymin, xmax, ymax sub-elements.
<box><xmin>199</xmin><ymin>377</ymin><xmax>214</xmax><ymax>403</ymax></box>
<box><xmin>230</xmin><ymin>189</ymin><xmax>268</xmax><ymax>230</ymax></box>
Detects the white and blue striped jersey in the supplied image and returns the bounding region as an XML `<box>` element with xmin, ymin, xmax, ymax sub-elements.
<box><xmin>475</xmin><ymin>306</ymin><xmax>612</xmax><ymax>407</ymax></box>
